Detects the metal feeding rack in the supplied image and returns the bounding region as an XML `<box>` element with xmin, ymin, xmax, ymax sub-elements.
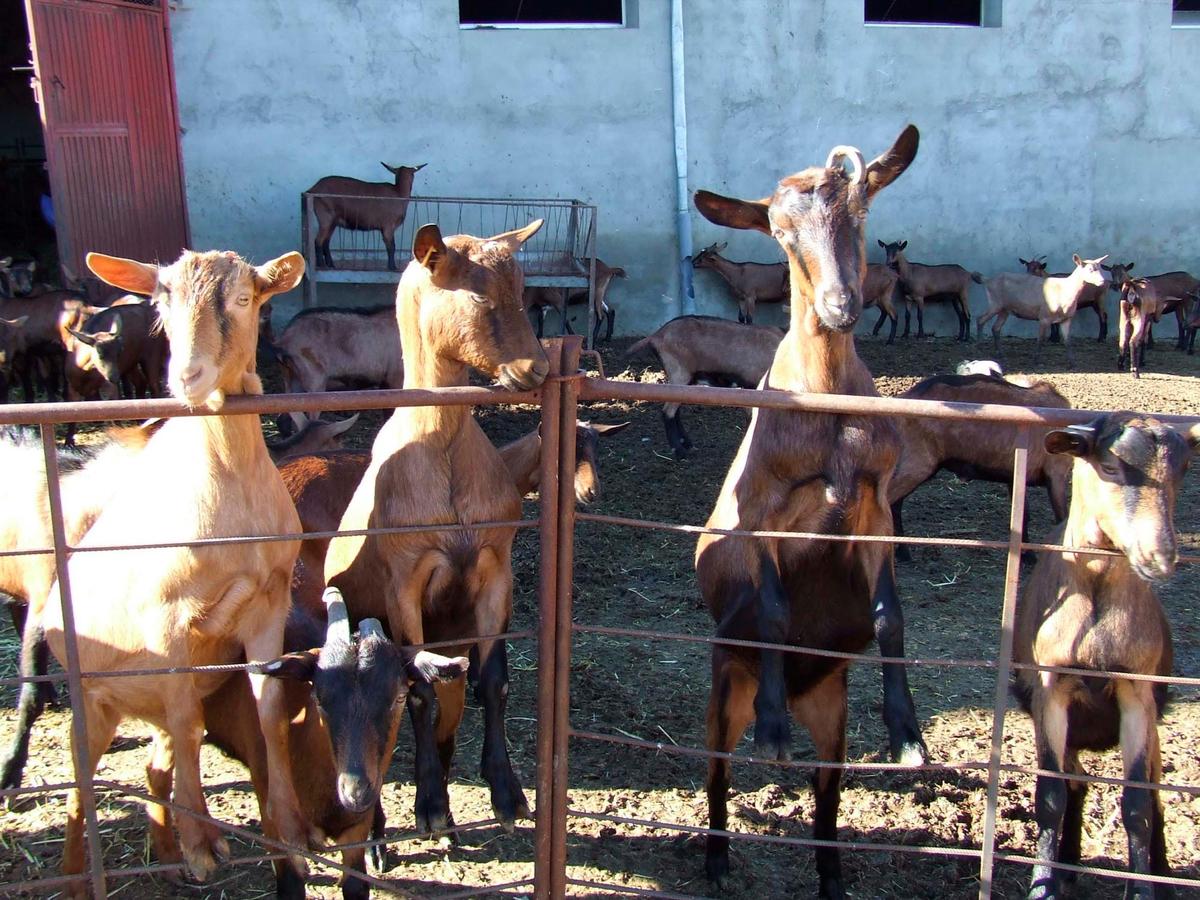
<box><xmin>299</xmin><ymin>193</ymin><xmax>598</xmax><ymax>331</ymax></box>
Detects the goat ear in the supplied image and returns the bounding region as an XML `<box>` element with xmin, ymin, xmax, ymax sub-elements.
<box><xmin>899</xmin><ymin>240</ymin><xmax>908</xmax><ymax>250</ymax></box>
<box><xmin>0</xmin><ymin>256</ymin><xmax>10</xmax><ymax>268</ymax></box>
<box><xmin>878</xmin><ymin>240</ymin><xmax>887</xmax><ymax>249</ymax></box>
<box><xmin>591</xmin><ymin>421</ymin><xmax>631</xmax><ymax>437</ymax></box>
<box><xmin>86</xmin><ymin>252</ymin><xmax>158</xmax><ymax>296</ymax></box>
<box><xmin>1101</xmin><ymin>264</ymin><xmax>1112</xmax><ymax>272</ymax></box>
<box><xmin>1045</xmin><ymin>424</ymin><xmax>1097</xmax><ymax>457</ymax></box>
<box><xmin>414</xmin><ymin>223</ymin><xmax>448</xmax><ymax>271</ymax></box>
<box><xmin>1072</xmin><ymin>254</ymin><xmax>1083</xmax><ymax>267</ymax></box>
<box><xmin>381</xmin><ymin>161</ymin><xmax>398</xmax><ymax>174</ymax></box>
<box><xmin>694</xmin><ymin>190</ymin><xmax>771</xmax><ymax>234</ymax></box>
<box><xmin>1</xmin><ymin>315</ymin><xmax>29</xmax><ymax>328</ymax></box>
<box><xmin>489</xmin><ymin>219</ymin><xmax>544</xmax><ymax>253</ymax></box>
<box><xmin>1126</xmin><ymin>262</ymin><xmax>1136</xmax><ymax>271</ymax></box>
<box><xmin>68</xmin><ymin>328</ymin><xmax>98</xmax><ymax>347</ymax></box>
<box><xmin>405</xmin><ymin>650</ymin><xmax>469</xmax><ymax>685</ymax></box>
<box><xmin>254</xmin><ymin>649</ymin><xmax>320</xmax><ymax>681</ymax></box>
<box><xmin>1019</xmin><ymin>258</ymin><xmax>1030</xmax><ymax>266</ymax></box>
<box><xmin>413</xmin><ymin>162</ymin><xmax>427</xmax><ymax>172</ymax></box>
<box><xmin>254</xmin><ymin>252</ymin><xmax>305</xmax><ymax>301</ymax></box>
<box><xmin>865</xmin><ymin>124</ymin><xmax>919</xmax><ymax>201</ymax></box>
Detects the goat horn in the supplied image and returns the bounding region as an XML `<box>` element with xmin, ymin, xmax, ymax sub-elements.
<box><xmin>825</xmin><ymin>146</ymin><xmax>866</xmax><ymax>184</ymax></box>
<box><xmin>323</xmin><ymin>587</ymin><xmax>351</xmax><ymax>644</ymax></box>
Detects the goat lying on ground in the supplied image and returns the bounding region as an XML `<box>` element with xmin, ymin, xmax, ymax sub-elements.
<box><xmin>880</xmin><ymin>240</ymin><xmax>980</xmax><ymax>341</ymax></box>
<box><xmin>200</xmin><ymin>590</ymin><xmax>468</xmax><ymax>900</ymax></box>
<box><xmin>1104</xmin><ymin>262</ymin><xmax>1198</xmax><ymax>351</ymax></box>
<box><xmin>1014</xmin><ymin>413</ymin><xmax>1199</xmax><ymax>899</ymax></box>
<box><xmin>628</xmin><ymin>315</ymin><xmax>783</xmax><ymax>457</ymax></box>
<box><xmin>691</xmin><ymin>241</ymin><xmax>789</xmax><ymax>324</ymax></box>
<box><xmin>308</xmin><ymin>162</ymin><xmax>425</xmax><ymax>270</ymax></box>
<box><xmin>888</xmin><ymin>373</ymin><xmax>1071</xmax><ymax>561</ymax></box>
<box><xmin>325</xmin><ymin>220</ymin><xmax>549</xmax><ymax>836</ymax></box>
<box><xmin>976</xmin><ymin>255</ymin><xmax>1109</xmax><ymax>365</ymax></box>
<box><xmin>41</xmin><ymin>248</ymin><xmax>312</xmax><ymax>893</ymax></box>
<box><xmin>265</xmin><ymin>412</ymin><xmax>360</xmax><ymax>463</ymax></box>
<box><xmin>693</xmin><ymin>124</ymin><xmax>925</xmax><ymax>895</ymax></box>
<box><xmin>1020</xmin><ymin>256</ymin><xmax>1108</xmax><ymax>341</ymax></box>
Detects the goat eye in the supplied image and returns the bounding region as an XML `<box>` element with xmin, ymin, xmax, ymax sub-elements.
<box><xmin>1100</xmin><ymin>462</ymin><xmax>1120</xmax><ymax>477</ymax></box>
<box><xmin>771</xmin><ymin>228</ymin><xmax>785</xmax><ymax>240</ymax></box>
<box><xmin>236</xmin><ymin>296</ymin><xmax>252</xmax><ymax>307</ymax></box>
<box><xmin>472</xmin><ymin>294</ymin><xmax>490</xmax><ymax>306</ymax></box>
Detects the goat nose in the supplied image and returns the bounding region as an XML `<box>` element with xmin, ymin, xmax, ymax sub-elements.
<box><xmin>821</xmin><ymin>287</ymin><xmax>853</xmax><ymax>310</ymax></box>
<box><xmin>179</xmin><ymin>365</ymin><xmax>204</xmax><ymax>387</ymax></box>
<box><xmin>337</xmin><ymin>773</ymin><xmax>374</xmax><ymax>813</ymax></box>
<box><xmin>531</xmin><ymin>355</ymin><xmax>550</xmax><ymax>382</ymax></box>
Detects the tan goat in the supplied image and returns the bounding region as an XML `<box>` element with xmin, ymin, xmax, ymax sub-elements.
<box><xmin>41</xmin><ymin>249</ymin><xmax>312</xmax><ymax>894</ymax></box>
<box><xmin>1014</xmin><ymin>414</ymin><xmax>1199</xmax><ymax>898</ymax></box>
<box><xmin>324</xmin><ymin>220</ymin><xmax>549</xmax><ymax>835</ymax></box>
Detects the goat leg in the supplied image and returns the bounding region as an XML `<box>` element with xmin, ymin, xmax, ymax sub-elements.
<box><xmin>1028</xmin><ymin>679</ymin><xmax>1070</xmax><ymax>900</ymax></box>
<box><xmin>751</xmin><ymin>554</ymin><xmax>791</xmax><ymax>761</ymax></box>
<box><xmin>870</xmin><ymin>550</ymin><xmax>926</xmax><ymax>764</ymax></box>
<box><xmin>407</xmin><ymin>682</ymin><xmax>453</xmax><ymax>834</ymax></box>
<box><xmin>1116</xmin><ymin>680</ymin><xmax>1170</xmax><ymax>898</ymax></box>
<box><xmin>0</xmin><ymin>611</ymin><xmax>56</xmax><ymax>790</ymax></box>
<box><xmin>476</xmin><ymin>636</ymin><xmax>529</xmax><ymax>829</ymax></box>
<box><xmin>703</xmin><ymin>646</ymin><xmax>756</xmax><ymax>888</ymax></box>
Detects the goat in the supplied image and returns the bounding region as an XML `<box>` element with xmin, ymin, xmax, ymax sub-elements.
<box><xmin>0</xmin><ymin>257</ymin><xmax>37</xmax><ymax>298</ymax></box>
<box><xmin>198</xmin><ymin>590</ymin><xmax>468</xmax><ymax>900</ymax></box>
<box><xmin>879</xmin><ymin>239</ymin><xmax>980</xmax><ymax>341</ymax></box>
<box><xmin>628</xmin><ymin>315</ymin><xmax>782</xmax><ymax>457</ymax></box>
<box><xmin>1020</xmin><ymin>256</ymin><xmax>1109</xmax><ymax>341</ymax></box>
<box><xmin>0</xmin><ymin>315</ymin><xmax>29</xmax><ymax>398</ymax></box>
<box><xmin>888</xmin><ymin>373</ymin><xmax>1071</xmax><ymax>562</ymax></box>
<box><xmin>40</xmin><ymin>248</ymin><xmax>313</xmax><ymax>893</ymax></box>
<box><xmin>526</xmin><ymin>258</ymin><xmax>626</xmax><ymax>343</ymax></box>
<box><xmin>308</xmin><ymin>162</ymin><xmax>426</xmax><ymax>270</ymax></box>
<box><xmin>864</xmin><ymin>262</ymin><xmax>900</xmax><ymax>344</ymax></box>
<box><xmin>265</xmin><ymin>412</ymin><xmax>360</xmax><ymax>463</ymax></box>
<box><xmin>1185</xmin><ymin>291</ymin><xmax>1200</xmax><ymax>354</ymax></box>
<box><xmin>691</xmin><ymin>241</ymin><xmax>789</xmax><ymax>324</ymax></box>
<box><xmin>1103</xmin><ymin>262</ymin><xmax>1198</xmax><ymax>351</ymax></box>
<box><xmin>1116</xmin><ymin>278</ymin><xmax>1169</xmax><ymax>379</ymax></box>
<box><xmin>955</xmin><ymin>358</ymin><xmax>1004</xmax><ymax>377</ymax></box>
<box><xmin>272</xmin><ymin>305</ymin><xmax>402</xmax><ymax>431</ymax></box>
<box><xmin>976</xmin><ymin>255</ymin><xmax>1109</xmax><ymax>366</ymax></box>
<box><xmin>0</xmin><ymin>289</ymin><xmax>92</xmax><ymax>402</ymax></box>
<box><xmin>1013</xmin><ymin>413</ymin><xmax>1199</xmax><ymax>899</ymax></box>
<box><xmin>324</xmin><ymin>220</ymin><xmax>549</xmax><ymax>836</ymax></box>
<box><xmin>692</xmin><ymin>125</ymin><xmax>925</xmax><ymax>895</ymax></box>
<box><xmin>0</xmin><ymin>424</ymin><xmax>160</xmax><ymax>791</ymax></box>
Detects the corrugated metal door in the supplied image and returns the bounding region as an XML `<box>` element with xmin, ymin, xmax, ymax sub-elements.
<box><xmin>25</xmin><ymin>0</ymin><xmax>189</xmax><ymax>278</ymax></box>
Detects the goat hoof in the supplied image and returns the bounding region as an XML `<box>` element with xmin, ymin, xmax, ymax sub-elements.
<box><xmin>414</xmin><ymin>791</ymin><xmax>452</xmax><ymax>836</ymax></box>
<box><xmin>819</xmin><ymin>876</ymin><xmax>847</xmax><ymax>900</ymax></box>
<box><xmin>705</xmin><ymin>843</ymin><xmax>731</xmax><ymax>887</ymax></box>
<box><xmin>891</xmin><ymin>737</ymin><xmax>928</xmax><ymax>767</ymax></box>
<box><xmin>366</xmin><ymin>842</ymin><xmax>389</xmax><ymax>875</ymax></box>
<box><xmin>182</xmin><ymin>833</ymin><xmax>229</xmax><ymax>882</ymax></box>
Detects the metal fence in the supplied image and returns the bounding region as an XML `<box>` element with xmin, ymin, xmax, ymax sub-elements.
<box><xmin>1</xmin><ymin>335</ymin><xmax>1198</xmax><ymax>898</ymax></box>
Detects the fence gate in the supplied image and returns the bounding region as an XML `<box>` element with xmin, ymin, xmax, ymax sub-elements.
<box><xmin>24</xmin><ymin>0</ymin><xmax>189</xmax><ymax>280</ymax></box>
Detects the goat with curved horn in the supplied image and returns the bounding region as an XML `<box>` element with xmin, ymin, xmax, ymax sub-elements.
<box><xmin>825</xmin><ymin>145</ymin><xmax>866</xmax><ymax>184</ymax></box>
<box><xmin>323</xmin><ymin>587</ymin><xmax>351</xmax><ymax>644</ymax></box>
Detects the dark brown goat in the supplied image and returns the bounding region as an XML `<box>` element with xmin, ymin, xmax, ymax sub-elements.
<box><xmin>308</xmin><ymin>162</ymin><xmax>425</xmax><ymax>270</ymax></box>
<box><xmin>1117</xmin><ymin>278</ymin><xmax>1169</xmax><ymax>378</ymax></box>
<box><xmin>693</xmin><ymin>125</ymin><xmax>925</xmax><ymax>895</ymax></box>
<box><xmin>879</xmin><ymin>239</ymin><xmax>980</xmax><ymax>341</ymax></box>
<box><xmin>0</xmin><ymin>290</ymin><xmax>92</xmax><ymax>401</ymax></box>
<box><xmin>1103</xmin><ymin>262</ymin><xmax>1197</xmax><ymax>351</ymax></box>
<box><xmin>628</xmin><ymin>315</ymin><xmax>782</xmax><ymax>457</ymax></box>
<box><xmin>198</xmin><ymin>591</ymin><xmax>467</xmax><ymax>900</ymax></box>
<box><xmin>324</xmin><ymin>220</ymin><xmax>549</xmax><ymax>836</ymax></box>
<box><xmin>691</xmin><ymin>241</ymin><xmax>789</xmax><ymax>324</ymax></box>
<box><xmin>1014</xmin><ymin>413</ymin><xmax>1199</xmax><ymax>899</ymax></box>
<box><xmin>888</xmin><ymin>373</ymin><xmax>1071</xmax><ymax>561</ymax></box>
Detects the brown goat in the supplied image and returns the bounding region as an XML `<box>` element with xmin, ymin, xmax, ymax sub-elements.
<box><xmin>526</xmin><ymin>257</ymin><xmax>626</xmax><ymax>343</ymax></box>
<box><xmin>308</xmin><ymin>162</ymin><xmax>425</xmax><ymax>270</ymax></box>
<box><xmin>1103</xmin><ymin>262</ymin><xmax>1197</xmax><ymax>351</ymax></box>
<box><xmin>199</xmin><ymin>591</ymin><xmax>468</xmax><ymax>900</ymax></box>
<box><xmin>691</xmin><ymin>241</ymin><xmax>789</xmax><ymax>324</ymax></box>
<box><xmin>41</xmin><ymin>249</ymin><xmax>312</xmax><ymax>893</ymax></box>
<box><xmin>1020</xmin><ymin>256</ymin><xmax>1109</xmax><ymax>341</ymax></box>
<box><xmin>628</xmin><ymin>315</ymin><xmax>783</xmax><ymax>457</ymax></box>
<box><xmin>324</xmin><ymin>220</ymin><xmax>549</xmax><ymax>835</ymax></box>
<box><xmin>1117</xmin><ymin>279</ymin><xmax>1168</xmax><ymax>379</ymax></box>
<box><xmin>692</xmin><ymin>125</ymin><xmax>925</xmax><ymax>895</ymax></box>
<box><xmin>1014</xmin><ymin>413</ymin><xmax>1199</xmax><ymax>898</ymax></box>
<box><xmin>265</xmin><ymin>412</ymin><xmax>360</xmax><ymax>463</ymax></box>
<box><xmin>864</xmin><ymin>262</ymin><xmax>901</xmax><ymax>343</ymax></box>
<box><xmin>879</xmin><ymin>239</ymin><xmax>980</xmax><ymax>341</ymax></box>
<box><xmin>0</xmin><ymin>289</ymin><xmax>92</xmax><ymax>401</ymax></box>
<box><xmin>888</xmin><ymin>373</ymin><xmax>1071</xmax><ymax>561</ymax></box>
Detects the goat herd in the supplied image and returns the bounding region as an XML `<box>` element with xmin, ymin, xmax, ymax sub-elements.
<box><xmin>1</xmin><ymin>124</ymin><xmax>1198</xmax><ymax>900</ymax></box>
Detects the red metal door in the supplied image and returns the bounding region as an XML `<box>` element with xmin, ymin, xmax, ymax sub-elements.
<box><xmin>25</xmin><ymin>0</ymin><xmax>189</xmax><ymax>280</ymax></box>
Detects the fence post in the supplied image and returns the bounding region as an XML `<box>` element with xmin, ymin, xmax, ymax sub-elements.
<box><xmin>38</xmin><ymin>423</ymin><xmax>107</xmax><ymax>897</ymax></box>
<box><xmin>533</xmin><ymin>338</ymin><xmax>564</xmax><ymax>900</ymax></box>
<box><xmin>978</xmin><ymin>424</ymin><xmax>1031</xmax><ymax>898</ymax></box>
<box><xmin>550</xmin><ymin>335</ymin><xmax>584</xmax><ymax>897</ymax></box>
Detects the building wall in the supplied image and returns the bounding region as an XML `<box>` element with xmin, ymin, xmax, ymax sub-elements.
<box><xmin>169</xmin><ymin>0</ymin><xmax>1200</xmax><ymax>338</ymax></box>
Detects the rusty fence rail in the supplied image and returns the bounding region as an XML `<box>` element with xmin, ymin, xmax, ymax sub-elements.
<box><xmin>1</xmin><ymin>337</ymin><xmax>1198</xmax><ymax>899</ymax></box>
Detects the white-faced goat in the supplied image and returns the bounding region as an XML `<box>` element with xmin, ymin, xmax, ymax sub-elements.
<box><xmin>976</xmin><ymin>255</ymin><xmax>1109</xmax><ymax>365</ymax></box>
<box><xmin>628</xmin><ymin>315</ymin><xmax>782</xmax><ymax>457</ymax></box>
<box><xmin>1014</xmin><ymin>413</ymin><xmax>1199</xmax><ymax>899</ymax></box>
<box><xmin>307</xmin><ymin>162</ymin><xmax>425</xmax><ymax>270</ymax></box>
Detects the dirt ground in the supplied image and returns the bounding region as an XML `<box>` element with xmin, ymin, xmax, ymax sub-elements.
<box><xmin>3</xmin><ymin>328</ymin><xmax>1200</xmax><ymax>899</ymax></box>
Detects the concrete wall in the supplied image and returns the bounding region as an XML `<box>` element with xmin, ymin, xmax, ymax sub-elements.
<box><xmin>170</xmin><ymin>0</ymin><xmax>1200</xmax><ymax>338</ymax></box>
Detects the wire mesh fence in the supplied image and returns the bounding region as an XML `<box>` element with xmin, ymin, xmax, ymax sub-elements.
<box><xmin>1</xmin><ymin>337</ymin><xmax>1198</xmax><ymax>898</ymax></box>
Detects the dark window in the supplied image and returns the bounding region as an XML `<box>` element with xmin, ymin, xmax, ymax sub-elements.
<box><xmin>865</xmin><ymin>0</ymin><xmax>982</xmax><ymax>25</ymax></box>
<box><xmin>1176</xmin><ymin>1</ymin><xmax>1200</xmax><ymax>11</ymax></box>
<box><xmin>460</xmin><ymin>0</ymin><xmax>623</xmax><ymax>25</ymax></box>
